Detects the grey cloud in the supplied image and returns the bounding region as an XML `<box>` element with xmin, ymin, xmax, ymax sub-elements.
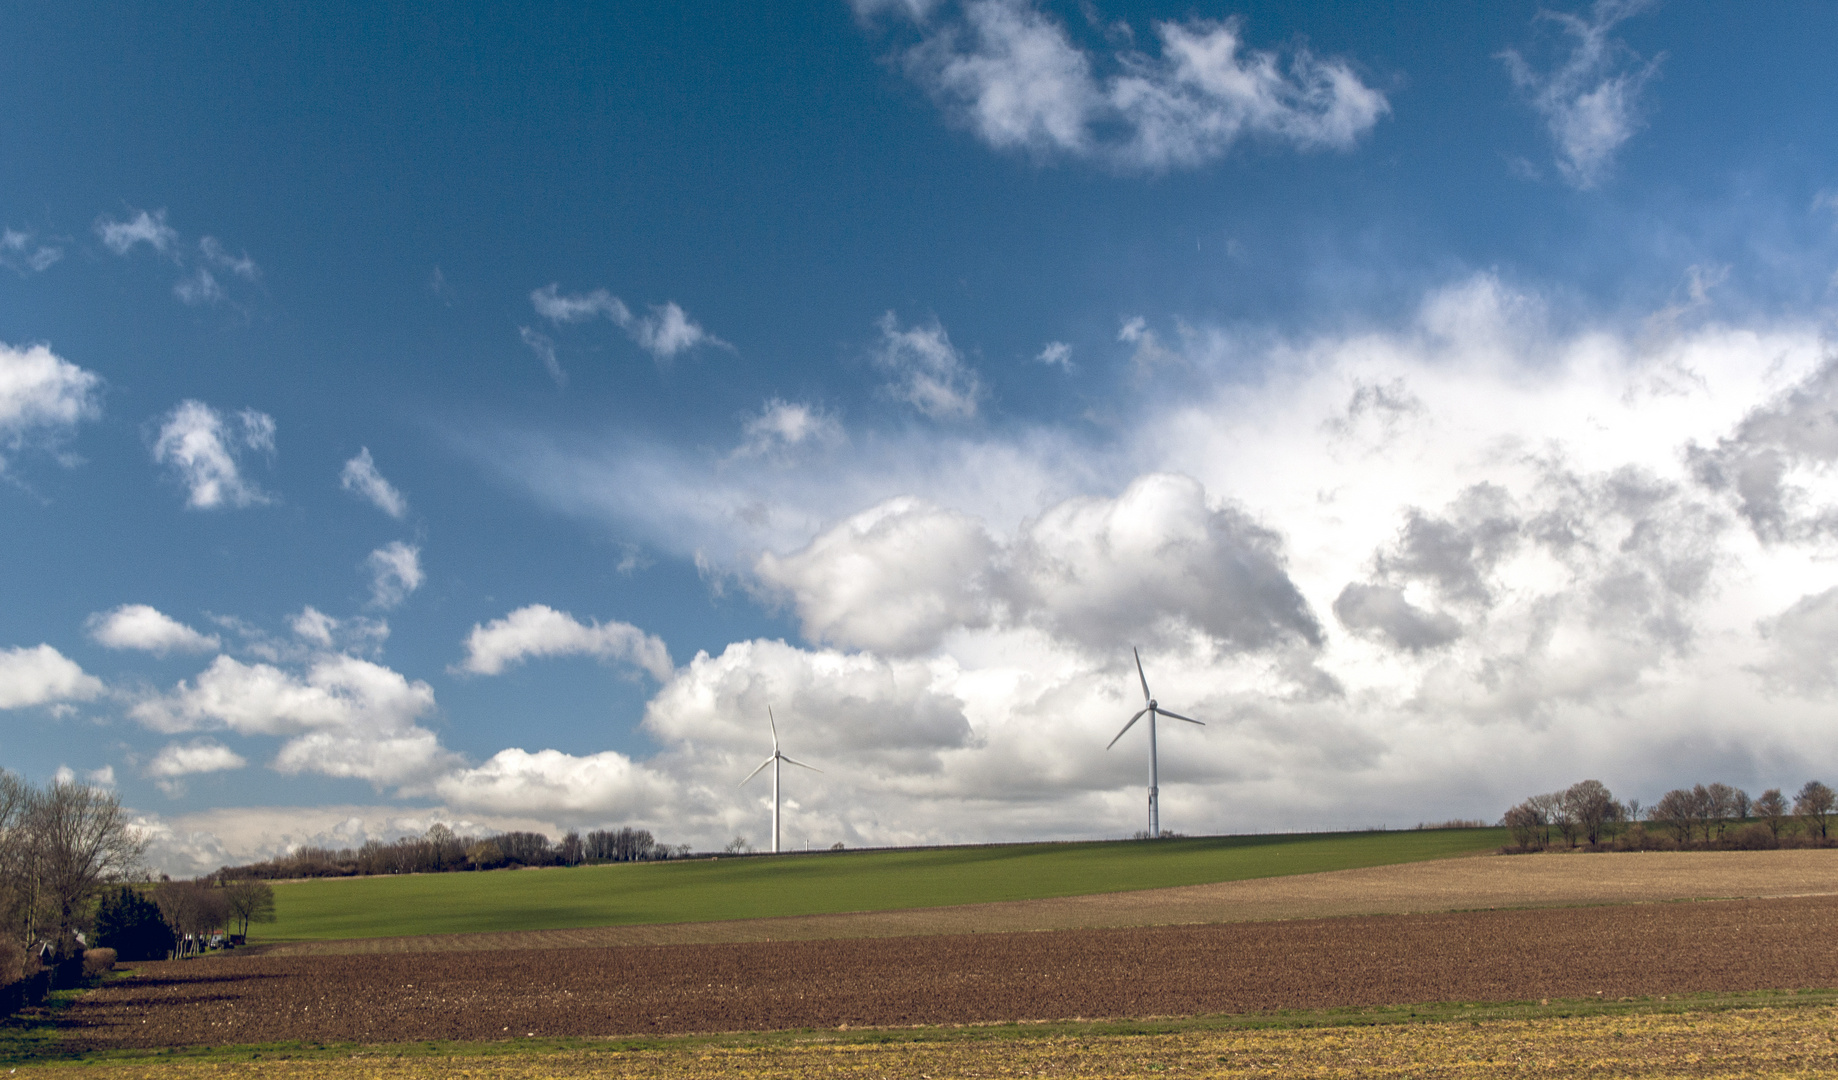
<box><xmin>1690</xmin><ymin>356</ymin><xmax>1838</xmax><ymax>543</ymax></box>
<box><xmin>1376</xmin><ymin>484</ymin><xmax>1521</xmax><ymax>605</ymax></box>
<box><xmin>1753</xmin><ymin>587</ymin><xmax>1838</xmax><ymax>696</ymax></box>
<box><xmin>1332</xmin><ymin>583</ymin><xmax>1462</xmax><ymax>652</ymax></box>
<box><xmin>1005</xmin><ymin>475</ymin><xmax>1323</xmax><ymax>653</ymax></box>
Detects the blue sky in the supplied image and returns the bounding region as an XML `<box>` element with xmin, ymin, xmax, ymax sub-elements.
<box><xmin>5</xmin><ymin>1</ymin><xmax>1838</xmax><ymax>871</ymax></box>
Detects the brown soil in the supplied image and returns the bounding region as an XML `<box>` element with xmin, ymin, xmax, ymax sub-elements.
<box><xmin>261</xmin><ymin>848</ymin><xmax>1838</xmax><ymax>956</ymax></box>
<box><xmin>65</xmin><ymin>894</ymin><xmax>1838</xmax><ymax>1049</ymax></box>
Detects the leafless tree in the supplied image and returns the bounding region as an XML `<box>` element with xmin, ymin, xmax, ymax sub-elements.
<box><xmin>223</xmin><ymin>880</ymin><xmax>275</xmax><ymax>938</ymax></box>
<box><xmin>1754</xmin><ymin>788</ymin><xmax>1789</xmax><ymax>838</ymax></box>
<box><xmin>1704</xmin><ymin>783</ymin><xmax>1744</xmax><ymax>840</ymax></box>
<box><xmin>1562</xmin><ymin>780</ymin><xmax>1617</xmax><ymax>846</ymax></box>
<box><xmin>0</xmin><ymin>772</ymin><xmax>39</xmax><ymax>950</ymax></box>
<box><xmin>1653</xmin><ymin>788</ymin><xmax>1696</xmax><ymax>843</ymax></box>
<box><xmin>559</xmin><ymin>831</ymin><xmax>584</xmax><ymax>867</ymax></box>
<box><xmin>1794</xmin><ymin>780</ymin><xmax>1835</xmax><ymax>840</ymax></box>
<box><xmin>30</xmin><ymin>779</ymin><xmax>147</xmax><ymax>956</ymax></box>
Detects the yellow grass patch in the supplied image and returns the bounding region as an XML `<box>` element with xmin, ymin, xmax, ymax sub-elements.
<box><xmin>24</xmin><ymin>1005</ymin><xmax>1838</xmax><ymax>1078</ymax></box>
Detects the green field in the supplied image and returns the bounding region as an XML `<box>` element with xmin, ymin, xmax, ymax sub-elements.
<box><xmin>254</xmin><ymin>827</ymin><xmax>1505</xmax><ymax>943</ymax></box>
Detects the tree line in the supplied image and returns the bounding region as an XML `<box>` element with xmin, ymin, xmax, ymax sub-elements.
<box><xmin>217</xmin><ymin>824</ymin><xmax>685</xmax><ymax>880</ymax></box>
<box><xmin>1504</xmin><ymin>778</ymin><xmax>1838</xmax><ymax>851</ymax></box>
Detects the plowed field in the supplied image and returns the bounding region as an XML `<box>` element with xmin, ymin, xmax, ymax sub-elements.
<box><xmin>65</xmin><ymin>894</ymin><xmax>1838</xmax><ymax>1049</ymax></box>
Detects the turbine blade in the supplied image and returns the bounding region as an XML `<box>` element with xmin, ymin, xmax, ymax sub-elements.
<box><xmin>1134</xmin><ymin>647</ymin><xmax>1152</xmax><ymax>703</ymax></box>
<box><xmin>781</xmin><ymin>755</ymin><xmax>823</xmax><ymax>773</ymax></box>
<box><xmin>1158</xmin><ymin>708</ymin><xmax>1204</xmax><ymax>726</ymax></box>
<box><xmin>1107</xmin><ymin>708</ymin><xmax>1150</xmax><ymax>749</ymax></box>
<box><xmin>768</xmin><ymin>706</ymin><xmax>779</xmax><ymax>751</ymax></box>
<box><xmin>740</xmin><ymin>757</ymin><xmax>774</xmax><ymax>786</ymax></box>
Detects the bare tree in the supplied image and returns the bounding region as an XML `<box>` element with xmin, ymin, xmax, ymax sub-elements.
<box><xmin>559</xmin><ymin>831</ymin><xmax>584</xmax><ymax>867</ymax></box>
<box><xmin>1704</xmin><ymin>783</ymin><xmax>1743</xmax><ymax>841</ymax></box>
<box><xmin>1504</xmin><ymin>801</ymin><xmax>1545</xmax><ymax>850</ymax></box>
<box><xmin>1754</xmin><ymin>788</ymin><xmax>1789</xmax><ymax>838</ymax></box>
<box><xmin>223</xmin><ymin>880</ymin><xmax>275</xmax><ymax>939</ymax></box>
<box><xmin>0</xmin><ymin>772</ymin><xmax>39</xmax><ymax>950</ymax></box>
<box><xmin>31</xmin><ymin>780</ymin><xmax>147</xmax><ymax>956</ymax></box>
<box><xmin>1794</xmin><ymin>780</ymin><xmax>1835</xmax><ymax>841</ymax></box>
<box><xmin>1653</xmin><ymin>788</ymin><xmax>1696</xmax><ymax>843</ymax></box>
<box><xmin>1528</xmin><ymin>793</ymin><xmax>1561</xmax><ymax>848</ymax></box>
<box><xmin>1562</xmin><ymin>780</ymin><xmax>1617</xmax><ymax>846</ymax></box>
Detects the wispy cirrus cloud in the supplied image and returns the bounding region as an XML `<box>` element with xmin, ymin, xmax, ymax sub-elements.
<box><xmin>94</xmin><ymin>209</ymin><xmax>260</xmax><ymax>306</ymax></box>
<box><xmin>150</xmin><ymin>401</ymin><xmax>276</xmax><ymax>509</ymax></box>
<box><xmin>340</xmin><ymin>447</ymin><xmax>408</xmax><ymax>518</ymax></box>
<box><xmin>366</xmin><ymin>542</ymin><xmax>424</xmax><ymax>609</ymax></box>
<box><xmin>0</xmin><ymin>228</ymin><xmax>63</xmax><ymax>274</ymax></box>
<box><xmin>871</xmin><ymin>312</ymin><xmax>983</xmax><ymax>420</ymax></box>
<box><xmin>857</xmin><ymin>0</ymin><xmax>1387</xmax><ymax>172</ymax></box>
<box><xmin>95</xmin><ymin>209</ymin><xmax>178</xmax><ymax>255</ymax></box>
<box><xmin>529</xmin><ymin>284</ymin><xmax>729</xmax><ymax>365</ymax></box>
<box><xmin>1499</xmin><ymin>0</ymin><xmax>1662</xmax><ymax>189</ymax></box>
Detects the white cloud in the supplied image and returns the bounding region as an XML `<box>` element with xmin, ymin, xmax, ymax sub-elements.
<box><xmin>868</xmin><ymin>0</ymin><xmax>1387</xmax><ymax>171</ymax></box>
<box><xmin>87</xmin><ymin>604</ymin><xmax>220</xmax><ymax>655</ymax></box>
<box><xmin>0</xmin><ymin>341</ymin><xmax>102</xmax><ymax>472</ymax></box>
<box><xmin>150</xmin><ymin>401</ymin><xmax>275</xmax><ymax>509</ymax></box>
<box><xmin>757</xmin><ymin>498</ymin><xmax>999</xmax><ymax>654</ymax></box>
<box><xmin>0</xmin><ymin>645</ymin><xmax>104</xmax><ymax>710</ymax></box>
<box><xmin>339</xmin><ymin>447</ymin><xmax>408</xmax><ymax>518</ymax></box>
<box><xmin>529</xmin><ymin>284</ymin><xmax>728</xmax><ymax>364</ymax></box>
<box><xmin>94</xmin><ymin>209</ymin><xmax>178</xmax><ymax>255</ymax></box>
<box><xmin>734</xmin><ymin>399</ymin><xmax>845</xmax><ymax>460</ymax></box>
<box><xmin>146</xmin><ymin>739</ymin><xmax>247</xmax><ymax>795</ymax></box>
<box><xmin>433</xmin><ymin>748</ymin><xmax>674</xmax><ymax>819</ymax></box>
<box><xmin>871</xmin><ymin>312</ymin><xmax>983</xmax><ymax>420</ymax></box>
<box><xmin>131</xmin><ymin>653</ymin><xmax>452</xmax><ymax>787</ymax></box>
<box><xmin>290</xmin><ymin>607</ymin><xmax>339</xmax><ymax>648</ymax></box>
<box><xmin>463</xmin><ymin>274</ymin><xmax>1838</xmax><ymax>848</ymax></box>
<box><xmin>1</xmin><ymin>228</ymin><xmax>62</xmax><ymax>274</ymax></box>
<box><xmin>1035</xmin><ymin>341</ymin><xmax>1073</xmax><ymax>370</ymax></box>
<box><xmin>365</xmin><ymin>542</ymin><xmax>424</xmax><ymax>609</ymax></box>
<box><xmin>1499</xmin><ymin>0</ymin><xmax>1662</xmax><ymax>189</ymax></box>
<box><xmin>456</xmin><ymin>604</ymin><xmax>673</xmax><ymax>681</ymax></box>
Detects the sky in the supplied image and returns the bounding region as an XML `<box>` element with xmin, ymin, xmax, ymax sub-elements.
<box><xmin>5</xmin><ymin>0</ymin><xmax>1838</xmax><ymax>874</ymax></box>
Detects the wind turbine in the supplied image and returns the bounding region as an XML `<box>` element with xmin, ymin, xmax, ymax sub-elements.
<box><xmin>740</xmin><ymin>706</ymin><xmax>820</xmax><ymax>853</ymax></box>
<box><xmin>1107</xmin><ymin>647</ymin><xmax>1204</xmax><ymax>838</ymax></box>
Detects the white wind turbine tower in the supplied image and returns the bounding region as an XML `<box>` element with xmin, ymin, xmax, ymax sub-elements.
<box><xmin>740</xmin><ymin>706</ymin><xmax>820</xmax><ymax>853</ymax></box>
<box><xmin>1107</xmin><ymin>647</ymin><xmax>1204</xmax><ymax>839</ymax></box>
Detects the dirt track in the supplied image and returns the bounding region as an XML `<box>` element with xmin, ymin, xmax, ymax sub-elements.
<box><xmin>260</xmin><ymin>849</ymin><xmax>1838</xmax><ymax>956</ymax></box>
<box><xmin>67</xmin><ymin>894</ymin><xmax>1838</xmax><ymax>1048</ymax></box>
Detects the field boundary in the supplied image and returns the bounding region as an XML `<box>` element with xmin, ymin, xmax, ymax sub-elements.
<box><xmin>10</xmin><ymin>987</ymin><xmax>1838</xmax><ymax>1068</ymax></box>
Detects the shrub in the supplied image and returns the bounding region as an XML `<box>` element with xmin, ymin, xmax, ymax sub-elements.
<box><xmin>0</xmin><ymin>940</ymin><xmax>27</xmax><ymax>985</ymax></box>
<box><xmin>81</xmin><ymin>948</ymin><xmax>117</xmax><ymax>978</ymax></box>
<box><xmin>1729</xmin><ymin>823</ymin><xmax>1778</xmax><ymax>850</ymax></box>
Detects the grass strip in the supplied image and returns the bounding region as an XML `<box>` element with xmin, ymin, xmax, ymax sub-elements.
<box><xmin>9</xmin><ymin>985</ymin><xmax>1836</xmax><ymax>1069</ymax></box>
